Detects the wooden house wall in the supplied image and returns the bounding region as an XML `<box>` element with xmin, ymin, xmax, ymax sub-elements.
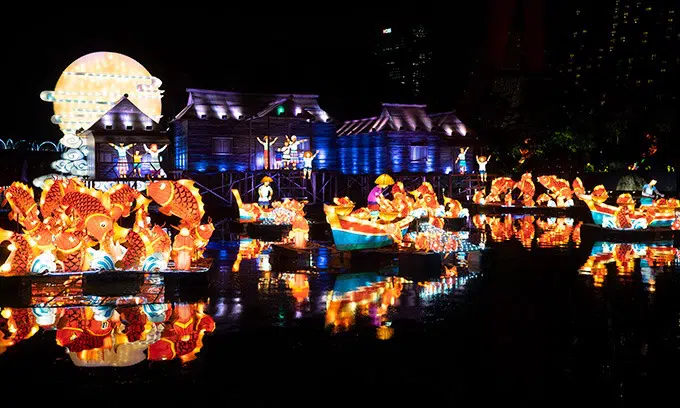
<box><xmin>93</xmin><ymin>133</ymin><xmax>170</xmax><ymax>179</ymax></box>
<box><xmin>311</xmin><ymin>122</ymin><xmax>337</xmax><ymax>170</ymax></box>
<box><xmin>178</xmin><ymin>116</ymin><xmax>321</xmax><ymax>173</ymax></box>
<box><xmin>337</xmin><ymin>131</ymin><xmax>462</xmax><ymax>175</ymax></box>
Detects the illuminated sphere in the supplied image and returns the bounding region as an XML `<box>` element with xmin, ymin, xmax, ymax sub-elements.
<box><xmin>41</xmin><ymin>51</ymin><xmax>163</xmax><ymax>134</ymax></box>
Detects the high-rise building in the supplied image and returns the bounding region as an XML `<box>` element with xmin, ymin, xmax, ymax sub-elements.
<box><xmin>375</xmin><ymin>23</ymin><xmax>432</xmax><ymax>100</ymax></box>
<box><xmin>607</xmin><ymin>0</ymin><xmax>678</xmax><ymax>104</ymax></box>
<box><xmin>553</xmin><ymin>0</ymin><xmax>678</xmax><ymax>119</ymax></box>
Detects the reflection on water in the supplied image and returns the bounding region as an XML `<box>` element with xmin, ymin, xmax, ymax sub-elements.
<box><xmin>0</xmin><ymin>302</ymin><xmax>213</xmax><ymax>366</ymax></box>
<box><xmin>223</xmin><ymin>238</ymin><xmax>480</xmax><ymax>338</ymax></box>
<box><xmin>472</xmin><ymin>214</ymin><xmax>582</xmax><ymax>248</ymax></box>
<box><xmin>579</xmin><ymin>241</ymin><xmax>677</xmax><ymax>289</ymax></box>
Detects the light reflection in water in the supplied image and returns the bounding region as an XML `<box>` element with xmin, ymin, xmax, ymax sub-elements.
<box><xmin>0</xmin><ymin>302</ymin><xmax>214</xmax><ymax>366</ymax></box>
<box><xmin>473</xmin><ymin>214</ymin><xmax>582</xmax><ymax>249</ymax></box>
<box><xmin>579</xmin><ymin>241</ymin><xmax>677</xmax><ymax>289</ymax></box>
<box><xmin>325</xmin><ymin>273</ymin><xmax>406</xmax><ymax>337</ymax></box>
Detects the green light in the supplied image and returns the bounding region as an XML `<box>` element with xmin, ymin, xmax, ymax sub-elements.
<box><xmin>277</xmin><ymin>106</ymin><xmax>284</xmax><ymax>115</ymax></box>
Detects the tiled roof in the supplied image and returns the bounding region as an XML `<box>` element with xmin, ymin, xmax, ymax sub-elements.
<box><xmin>175</xmin><ymin>88</ymin><xmax>330</xmax><ymax>122</ymax></box>
<box><xmin>336</xmin><ymin>103</ymin><xmax>467</xmax><ymax>136</ymax></box>
<box><xmin>85</xmin><ymin>96</ymin><xmax>162</xmax><ymax>132</ymax></box>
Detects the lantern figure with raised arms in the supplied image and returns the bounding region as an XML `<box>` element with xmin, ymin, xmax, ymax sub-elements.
<box><xmin>455</xmin><ymin>147</ymin><xmax>469</xmax><ymax>174</ymax></box>
<box><xmin>302</xmin><ymin>150</ymin><xmax>319</xmax><ymax>180</ymax></box>
<box><xmin>144</xmin><ymin>143</ymin><xmax>167</xmax><ymax>178</ymax></box>
<box><xmin>109</xmin><ymin>143</ymin><xmax>133</xmax><ymax>178</ymax></box>
<box><xmin>256</xmin><ymin>136</ymin><xmax>278</xmax><ymax>170</ymax></box>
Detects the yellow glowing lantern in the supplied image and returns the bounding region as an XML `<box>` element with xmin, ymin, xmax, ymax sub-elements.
<box><xmin>41</xmin><ymin>52</ymin><xmax>163</xmax><ymax>134</ymax></box>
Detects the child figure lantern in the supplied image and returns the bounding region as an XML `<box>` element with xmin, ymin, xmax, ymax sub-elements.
<box><xmin>131</xmin><ymin>150</ymin><xmax>143</xmax><ymax>177</ymax></box>
<box><xmin>143</xmin><ymin>143</ymin><xmax>167</xmax><ymax>178</ymax></box>
<box><xmin>280</xmin><ymin>141</ymin><xmax>291</xmax><ymax>170</ymax></box>
<box><xmin>256</xmin><ymin>136</ymin><xmax>278</xmax><ymax>170</ymax></box>
<box><xmin>455</xmin><ymin>147</ymin><xmax>469</xmax><ymax>174</ymax></box>
<box><xmin>108</xmin><ymin>143</ymin><xmax>133</xmax><ymax>178</ymax></box>
<box><xmin>302</xmin><ymin>150</ymin><xmax>319</xmax><ymax>180</ymax></box>
<box><xmin>258</xmin><ymin>176</ymin><xmax>274</xmax><ymax>208</ymax></box>
<box><xmin>286</xmin><ymin>135</ymin><xmax>307</xmax><ymax>170</ymax></box>
<box><xmin>476</xmin><ymin>154</ymin><xmax>491</xmax><ymax>182</ymax></box>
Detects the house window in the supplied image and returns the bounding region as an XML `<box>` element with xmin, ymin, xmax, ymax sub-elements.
<box><xmin>213</xmin><ymin>137</ymin><xmax>233</xmax><ymax>155</ymax></box>
<box><xmin>410</xmin><ymin>145</ymin><xmax>427</xmax><ymax>161</ymax></box>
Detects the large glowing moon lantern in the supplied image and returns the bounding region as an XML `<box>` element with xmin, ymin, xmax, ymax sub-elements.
<box><xmin>36</xmin><ymin>52</ymin><xmax>163</xmax><ymax>185</ymax></box>
<box><xmin>41</xmin><ymin>52</ymin><xmax>163</xmax><ymax>135</ymax></box>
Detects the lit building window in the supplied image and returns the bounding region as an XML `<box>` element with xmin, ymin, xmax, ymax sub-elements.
<box><xmin>410</xmin><ymin>145</ymin><xmax>428</xmax><ymax>162</ymax></box>
<box><xmin>212</xmin><ymin>137</ymin><xmax>233</xmax><ymax>155</ymax></box>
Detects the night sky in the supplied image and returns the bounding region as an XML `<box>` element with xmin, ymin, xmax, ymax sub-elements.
<box><xmin>3</xmin><ymin>7</ymin><xmax>493</xmax><ymax>142</ymax></box>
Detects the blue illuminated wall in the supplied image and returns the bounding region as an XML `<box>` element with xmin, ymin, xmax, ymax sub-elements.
<box><xmin>337</xmin><ymin>130</ymin><xmax>457</xmax><ymax>175</ymax></box>
<box><xmin>312</xmin><ymin>122</ymin><xmax>337</xmax><ymax>170</ymax></box>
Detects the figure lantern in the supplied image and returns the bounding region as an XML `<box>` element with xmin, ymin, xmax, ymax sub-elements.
<box><xmin>143</xmin><ymin>143</ymin><xmax>168</xmax><ymax>178</ymax></box>
<box><xmin>286</xmin><ymin>135</ymin><xmax>307</xmax><ymax>170</ymax></box>
<box><xmin>476</xmin><ymin>154</ymin><xmax>491</xmax><ymax>182</ymax></box>
<box><xmin>302</xmin><ymin>150</ymin><xmax>319</xmax><ymax>180</ymax></box>
<box><xmin>455</xmin><ymin>147</ymin><xmax>469</xmax><ymax>174</ymax></box>
<box><xmin>256</xmin><ymin>136</ymin><xmax>278</xmax><ymax>170</ymax></box>
<box><xmin>258</xmin><ymin>176</ymin><xmax>274</xmax><ymax>208</ymax></box>
<box><xmin>108</xmin><ymin>143</ymin><xmax>133</xmax><ymax>178</ymax></box>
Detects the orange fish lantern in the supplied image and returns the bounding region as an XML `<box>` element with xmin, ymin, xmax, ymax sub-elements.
<box><xmin>504</xmin><ymin>192</ymin><xmax>513</xmax><ymax>206</ymax></box>
<box><xmin>289</xmin><ymin>216</ymin><xmax>310</xmax><ymax>248</ymax></box>
<box><xmin>118</xmin><ymin>306</ymin><xmax>152</xmax><ymax>343</ymax></box>
<box><xmin>391</xmin><ymin>181</ymin><xmax>406</xmax><ymax>196</ymax></box>
<box><xmin>514</xmin><ymin>172</ymin><xmax>535</xmax><ymax>199</ymax></box>
<box><xmin>591</xmin><ymin>185</ymin><xmax>609</xmax><ymax>203</ymax></box>
<box><xmin>472</xmin><ymin>214</ymin><xmax>486</xmax><ymax>229</ymax></box>
<box><xmin>0</xmin><ymin>229</ymin><xmax>40</xmax><ymax>275</ymax></box>
<box><xmin>56</xmin><ymin>307</ymin><xmax>118</xmax><ymax>353</ymax></box>
<box><xmin>334</xmin><ymin>196</ymin><xmax>354</xmax><ymax>206</ymax></box>
<box><xmin>3</xmin><ymin>182</ymin><xmax>39</xmax><ymax>224</ymax></box>
<box><xmin>572</xmin><ymin>177</ymin><xmax>585</xmax><ymax>197</ymax></box>
<box><xmin>288</xmin><ymin>274</ymin><xmax>309</xmax><ymax>303</ymax></box>
<box><xmin>147</xmin><ymin>304</ymin><xmax>215</xmax><ymax>363</ymax></box>
<box><xmin>472</xmin><ymin>189</ymin><xmax>486</xmax><ymax>205</ymax></box>
<box><xmin>147</xmin><ymin>180</ymin><xmax>205</xmax><ymax>226</ymax></box>
<box><xmin>616</xmin><ymin>194</ymin><xmax>635</xmax><ymax>211</ymax></box>
<box><xmin>39</xmin><ymin>178</ymin><xmax>66</xmax><ymax>219</ymax></box>
<box><xmin>443</xmin><ymin>197</ymin><xmax>463</xmax><ymax>217</ymax></box>
<box><xmin>149</xmin><ymin>225</ymin><xmax>172</xmax><ymax>260</ymax></box>
<box><xmin>0</xmin><ymin>308</ymin><xmax>39</xmax><ymax>354</ymax></box>
<box><xmin>119</xmin><ymin>230</ymin><xmax>149</xmax><ymax>270</ymax></box>
<box><xmin>614</xmin><ymin>205</ymin><xmax>633</xmax><ymax>229</ymax></box>
<box><xmin>84</xmin><ymin>213</ymin><xmax>114</xmax><ymax>242</ymax></box>
<box><xmin>107</xmin><ymin>184</ymin><xmax>140</xmax><ymax>221</ymax></box>
<box><xmin>54</xmin><ymin>230</ymin><xmax>89</xmax><ymax>272</ymax></box>
<box><xmin>173</xmin><ymin>227</ymin><xmax>194</xmax><ymax>270</ymax></box>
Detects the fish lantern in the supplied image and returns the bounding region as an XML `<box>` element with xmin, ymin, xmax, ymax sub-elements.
<box><xmin>591</xmin><ymin>185</ymin><xmax>609</xmax><ymax>203</ymax></box>
<box><xmin>147</xmin><ymin>180</ymin><xmax>205</xmax><ymax>226</ymax></box>
<box><xmin>289</xmin><ymin>216</ymin><xmax>310</xmax><ymax>249</ymax></box>
<box><xmin>173</xmin><ymin>227</ymin><xmax>194</xmax><ymax>270</ymax></box>
<box><xmin>193</xmin><ymin>221</ymin><xmax>215</xmax><ymax>259</ymax></box>
<box><xmin>616</xmin><ymin>193</ymin><xmax>635</xmax><ymax>212</ymax></box>
<box><xmin>473</xmin><ymin>190</ymin><xmax>486</xmax><ymax>205</ymax></box>
<box><xmin>572</xmin><ymin>177</ymin><xmax>585</xmax><ymax>197</ymax></box>
<box><xmin>504</xmin><ymin>192</ymin><xmax>513</xmax><ymax>206</ymax></box>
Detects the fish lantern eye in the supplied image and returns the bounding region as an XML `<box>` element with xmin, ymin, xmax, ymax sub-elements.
<box><xmin>159</xmin><ymin>183</ymin><xmax>166</xmax><ymax>190</ymax></box>
<box><xmin>69</xmin><ymin>236</ymin><xmax>75</xmax><ymax>243</ymax></box>
<box><xmin>100</xmin><ymin>221</ymin><xmax>107</xmax><ymax>228</ymax></box>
